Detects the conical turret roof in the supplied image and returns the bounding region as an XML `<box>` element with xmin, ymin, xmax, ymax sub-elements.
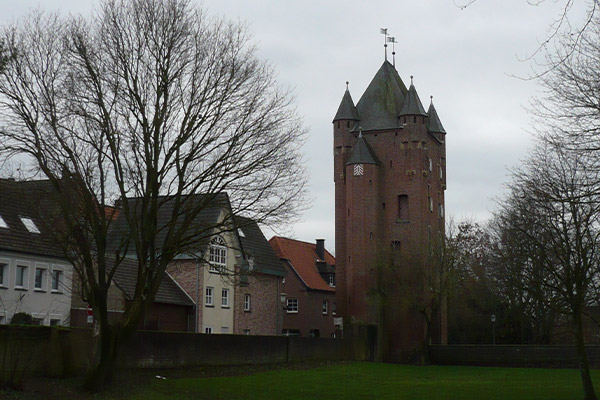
<box><xmin>346</xmin><ymin>133</ymin><xmax>380</xmax><ymax>165</ymax></box>
<box><xmin>427</xmin><ymin>100</ymin><xmax>446</xmax><ymax>134</ymax></box>
<box><xmin>399</xmin><ymin>81</ymin><xmax>427</xmax><ymax>117</ymax></box>
<box><xmin>333</xmin><ymin>89</ymin><xmax>360</xmax><ymax>122</ymax></box>
<box><xmin>354</xmin><ymin>61</ymin><xmax>408</xmax><ymax>131</ymax></box>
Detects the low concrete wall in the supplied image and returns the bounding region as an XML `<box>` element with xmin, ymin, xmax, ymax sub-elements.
<box><xmin>0</xmin><ymin>326</ymin><xmax>368</xmax><ymax>378</ymax></box>
<box><xmin>430</xmin><ymin>345</ymin><xmax>600</xmax><ymax>368</ymax></box>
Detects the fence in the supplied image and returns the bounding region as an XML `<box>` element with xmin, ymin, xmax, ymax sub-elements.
<box><xmin>0</xmin><ymin>324</ymin><xmax>371</xmax><ymax>378</ymax></box>
<box><xmin>430</xmin><ymin>344</ymin><xmax>600</xmax><ymax>368</ymax></box>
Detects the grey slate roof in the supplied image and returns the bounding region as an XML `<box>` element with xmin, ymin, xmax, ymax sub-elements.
<box><xmin>332</xmin><ymin>89</ymin><xmax>360</xmax><ymax>122</ymax></box>
<box><xmin>427</xmin><ymin>101</ymin><xmax>446</xmax><ymax>134</ymax></box>
<box><xmin>346</xmin><ymin>133</ymin><xmax>380</xmax><ymax>165</ymax></box>
<box><xmin>0</xmin><ymin>179</ymin><xmax>65</xmax><ymax>259</ymax></box>
<box><xmin>235</xmin><ymin>216</ymin><xmax>286</xmax><ymax>277</ymax></box>
<box><xmin>109</xmin><ymin>193</ymin><xmax>229</xmax><ymax>257</ymax></box>
<box><xmin>399</xmin><ymin>82</ymin><xmax>428</xmax><ymax>117</ymax></box>
<box><xmin>112</xmin><ymin>257</ymin><xmax>194</xmax><ymax>306</ymax></box>
<box><xmin>354</xmin><ymin>61</ymin><xmax>408</xmax><ymax>132</ymax></box>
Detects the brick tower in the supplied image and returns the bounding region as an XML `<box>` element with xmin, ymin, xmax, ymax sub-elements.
<box><xmin>333</xmin><ymin>60</ymin><xmax>447</xmax><ymax>361</ymax></box>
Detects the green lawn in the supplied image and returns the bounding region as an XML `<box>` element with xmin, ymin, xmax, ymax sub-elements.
<box><xmin>129</xmin><ymin>362</ymin><xmax>599</xmax><ymax>400</ymax></box>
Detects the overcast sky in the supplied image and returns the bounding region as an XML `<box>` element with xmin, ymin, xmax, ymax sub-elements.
<box><xmin>0</xmin><ymin>0</ymin><xmax>592</xmax><ymax>254</ymax></box>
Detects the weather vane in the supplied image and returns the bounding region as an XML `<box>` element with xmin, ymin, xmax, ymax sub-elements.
<box><xmin>380</xmin><ymin>28</ymin><xmax>388</xmax><ymax>61</ymax></box>
<box><xmin>387</xmin><ymin>36</ymin><xmax>397</xmax><ymax>67</ymax></box>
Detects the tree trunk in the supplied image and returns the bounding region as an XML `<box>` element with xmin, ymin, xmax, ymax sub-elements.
<box><xmin>574</xmin><ymin>310</ymin><xmax>598</xmax><ymax>400</ymax></box>
<box><xmin>83</xmin><ymin>324</ymin><xmax>121</xmax><ymax>392</ymax></box>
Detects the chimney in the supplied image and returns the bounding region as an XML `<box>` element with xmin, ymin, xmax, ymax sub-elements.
<box><xmin>316</xmin><ymin>239</ymin><xmax>325</xmax><ymax>260</ymax></box>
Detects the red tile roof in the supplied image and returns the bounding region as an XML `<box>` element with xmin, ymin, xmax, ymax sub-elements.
<box><xmin>269</xmin><ymin>236</ymin><xmax>335</xmax><ymax>292</ymax></box>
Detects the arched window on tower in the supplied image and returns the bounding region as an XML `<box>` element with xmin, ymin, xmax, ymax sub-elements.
<box><xmin>397</xmin><ymin>195</ymin><xmax>409</xmax><ymax>221</ymax></box>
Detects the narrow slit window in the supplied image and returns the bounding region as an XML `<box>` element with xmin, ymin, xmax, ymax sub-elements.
<box><xmin>397</xmin><ymin>195</ymin><xmax>409</xmax><ymax>221</ymax></box>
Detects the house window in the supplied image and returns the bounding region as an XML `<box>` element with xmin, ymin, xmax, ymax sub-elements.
<box><xmin>51</xmin><ymin>269</ymin><xmax>62</xmax><ymax>292</ymax></box>
<box><xmin>205</xmin><ymin>326</ymin><xmax>213</xmax><ymax>334</ymax></box>
<box><xmin>34</xmin><ymin>268</ymin><xmax>45</xmax><ymax>290</ymax></box>
<box><xmin>50</xmin><ymin>319</ymin><xmax>61</xmax><ymax>326</ymax></box>
<box><xmin>243</xmin><ymin>329</ymin><xmax>251</xmax><ymax>335</ymax></box>
<box><xmin>221</xmin><ymin>326</ymin><xmax>230</xmax><ymax>334</ymax></box>
<box><xmin>439</xmin><ymin>164</ymin><xmax>443</xmax><ymax>180</ymax></box>
<box><xmin>209</xmin><ymin>236</ymin><xmax>227</xmax><ymax>273</ymax></box>
<box><xmin>16</xmin><ymin>264</ymin><xmax>28</xmax><ymax>288</ymax></box>
<box><xmin>353</xmin><ymin>164</ymin><xmax>363</xmax><ymax>176</ymax></box>
<box><xmin>309</xmin><ymin>329</ymin><xmax>320</xmax><ymax>338</ymax></box>
<box><xmin>429</xmin><ymin>196</ymin><xmax>434</xmax><ymax>212</ymax></box>
<box><xmin>286</xmin><ymin>298</ymin><xmax>298</xmax><ymax>313</ymax></box>
<box><xmin>328</xmin><ymin>274</ymin><xmax>335</xmax><ymax>287</ymax></box>
<box><xmin>428</xmin><ymin>158</ymin><xmax>433</xmax><ymax>172</ymax></box>
<box><xmin>0</xmin><ymin>316</ymin><xmax>4</xmax><ymax>324</ymax></box>
<box><xmin>221</xmin><ymin>288</ymin><xmax>230</xmax><ymax>308</ymax></box>
<box><xmin>331</xmin><ymin>333</ymin><xmax>336</xmax><ymax>338</ymax></box>
<box><xmin>20</xmin><ymin>217</ymin><xmax>41</xmax><ymax>233</ymax></box>
<box><xmin>205</xmin><ymin>287</ymin><xmax>214</xmax><ymax>306</ymax></box>
<box><xmin>333</xmin><ymin>302</ymin><xmax>336</xmax><ymax>316</ymax></box>
<box><xmin>244</xmin><ymin>294</ymin><xmax>251</xmax><ymax>312</ymax></box>
<box><xmin>439</xmin><ymin>203</ymin><xmax>444</xmax><ymax>218</ymax></box>
<box><xmin>397</xmin><ymin>195</ymin><xmax>409</xmax><ymax>221</ymax></box>
<box><xmin>0</xmin><ymin>262</ymin><xmax>7</xmax><ymax>287</ymax></box>
<box><xmin>31</xmin><ymin>317</ymin><xmax>44</xmax><ymax>326</ymax></box>
<box><xmin>322</xmin><ymin>300</ymin><xmax>328</xmax><ymax>315</ymax></box>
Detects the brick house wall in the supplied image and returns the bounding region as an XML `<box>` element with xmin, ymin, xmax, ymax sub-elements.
<box><xmin>282</xmin><ymin>265</ymin><xmax>336</xmax><ymax>338</ymax></box>
<box><xmin>167</xmin><ymin>260</ymin><xmax>203</xmax><ymax>332</ymax></box>
<box><xmin>234</xmin><ymin>272</ymin><xmax>281</xmax><ymax>335</ymax></box>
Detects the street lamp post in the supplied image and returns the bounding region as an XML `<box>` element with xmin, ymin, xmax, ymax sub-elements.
<box><xmin>491</xmin><ymin>314</ymin><xmax>496</xmax><ymax>345</ymax></box>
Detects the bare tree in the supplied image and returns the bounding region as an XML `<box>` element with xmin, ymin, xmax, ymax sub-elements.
<box><xmin>501</xmin><ymin>140</ymin><xmax>600</xmax><ymax>400</ymax></box>
<box><xmin>0</xmin><ymin>0</ymin><xmax>307</xmax><ymax>391</ymax></box>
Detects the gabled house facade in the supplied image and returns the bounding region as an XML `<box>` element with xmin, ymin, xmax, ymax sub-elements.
<box><xmin>234</xmin><ymin>216</ymin><xmax>287</xmax><ymax>335</ymax></box>
<box><xmin>269</xmin><ymin>237</ymin><xmax>336</xmax><ymax>338</ymax></box>
<box><xmin>0</xmin><ymin>179</ymin><xmax>73</xmax><ymax>326</ymax></box>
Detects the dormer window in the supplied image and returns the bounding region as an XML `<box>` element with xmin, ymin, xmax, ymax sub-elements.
<box><xmin>0</xmin><ymin>215</ymin><xmax>7</xmax><ymax>229</ymax></box>
<box><xmin>329</xmin><ymin>274</ymin><xmax>335</xmax><ymax>287</ymax></box>
<box><xmin>353</xmin><ymin>164</ymin><xmax>363</xmax><ymax>176</ymax></box>
<box><xmin>20</xmin><ymin>217</ymin><xmax>40</xmax><ymax>234</ymax></box>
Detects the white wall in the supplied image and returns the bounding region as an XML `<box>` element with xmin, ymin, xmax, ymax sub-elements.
<box><xmin>0</xmin><ymin>251</ymin><xmax>72</xmax><ymax>326</ymax></box>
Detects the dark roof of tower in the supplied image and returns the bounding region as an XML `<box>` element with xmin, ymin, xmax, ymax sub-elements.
<box><xmin>399</xmin><ymin>82</ymin><xmax>427</xmax><ymax>117</ymax></box>
<box><xmin>427</xmin><ymin>101</ymin><xmax>446</xmax><ymax>134</ymax></box>
<box><xmin>346</xmin><ymin>134</ymin><xmax>380</xmax><ymax>165</ymax></box>
<box><xmin>353</xmin><ymin>61</ymin><xmax>408</xmax><ymax>131</ymax></box>
<box><xmin>333</xmin><ymin>89</ymin><xmax>360</xmax><ymax>122</ymax></box>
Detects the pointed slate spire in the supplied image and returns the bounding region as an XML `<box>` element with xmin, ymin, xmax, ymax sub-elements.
<box><xmin>333</xmin><ymin>84</ymin><xmax>360</xmax><ymax>122</ymax></box>
<box><xmin>427</xmin><ymin>96</ymin><xmax>446</xmax><ymax>134</ymax></box>
<box><xmin>399</xmin><ymin>76</ymin><xmax>427</xmax><ymax>117</ymax></box>
<box><xmin>346</xmin><ymin>131</ymin><xmax>380</xmax><ymax>165</ymax></box>
<box><xmin>354</xmin><ymin>60</ymin><xmax>408</xmax><ymax>131</ymax></box>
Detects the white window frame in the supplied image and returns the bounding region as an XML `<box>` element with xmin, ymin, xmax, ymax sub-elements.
<box><xmin>204</xmin><ymin>326</ymin><xmax>213</xmax><ymax>334</ymax></box>
<box><xmin>428</xmin><ymin>158</ymin><xmax>433</xmax><ymax>172</ymax></box>
<box><xmin>329</xmin><ymin>274</ymin><xmax>335</xmax><ymax>287</ymax></box>
<box><xmin>209</xmin><ymin>236</ymin><xmax>227</xmax><ymax>273</ymax></box>
<box><xmin>221</xmin><ymin>288</ymin><xmax>230</xmax><ymax>308</ymax></box>
<box><xmin>34</xmin><ymin>264</ymin><xmax>48</xmax><ymax>291</ymax></box>
<box><xmin>0</xmin><ymin>259</ymin><xmax>8</xmax><ymax>287</ymax></box>
<box><xmin>205</xmin><ymin>286</ymin><xmax>214</xmax><ymax>306</ymax></box>
<box><xmin>50</xmin><ymin>266</ymin><xmax>63</xmax><ymax>292</ymax></box>
<box><xmin>286</xmin><ymin>298</ymin><xmax>298</xmax><ymax>313</ymax></box>
<box><xmin>15</xmin><ymin>261</ymin><xmax>29</xmax><ymax>289</ymax></box>
<box><xmin>333</xmin><ymin>302</ymin><xmax>337</xmax><ymax>316</ymax></box>
<box><xmin>244</xmin><ymin>294</ymin><xmax>251</xmax><ymax>312</ymax></box>
<box><xmin>322</xmin><ymin>300</ymin><xmax>328</xmax><ymax>315</ymax></box>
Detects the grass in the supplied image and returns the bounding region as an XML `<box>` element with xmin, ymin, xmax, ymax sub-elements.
<box><xmin>127</xmin><ymin>362</ymin><xmax>600</xmax><ymax>400</ymax></box>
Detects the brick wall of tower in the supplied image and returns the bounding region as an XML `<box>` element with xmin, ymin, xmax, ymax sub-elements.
<box><xmin>333</xmin><ymin>119</ymin><xmax>355</xmax><ymax>318</ymax></box>
<box><xmin>335</xmin><ymin>115</ymin><xmax>447</xmax><ymax>360</ymax></box>
<box><xmin>345</xmin><ymin>161</ymin><xmax>380</xmax><ymax>325</ymax></box>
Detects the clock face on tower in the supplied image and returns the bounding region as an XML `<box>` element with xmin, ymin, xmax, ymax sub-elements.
<box><xmin>353</xmin><ymin>164</ymin><xmax>363</xmax><ymax>176</ymax></box>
